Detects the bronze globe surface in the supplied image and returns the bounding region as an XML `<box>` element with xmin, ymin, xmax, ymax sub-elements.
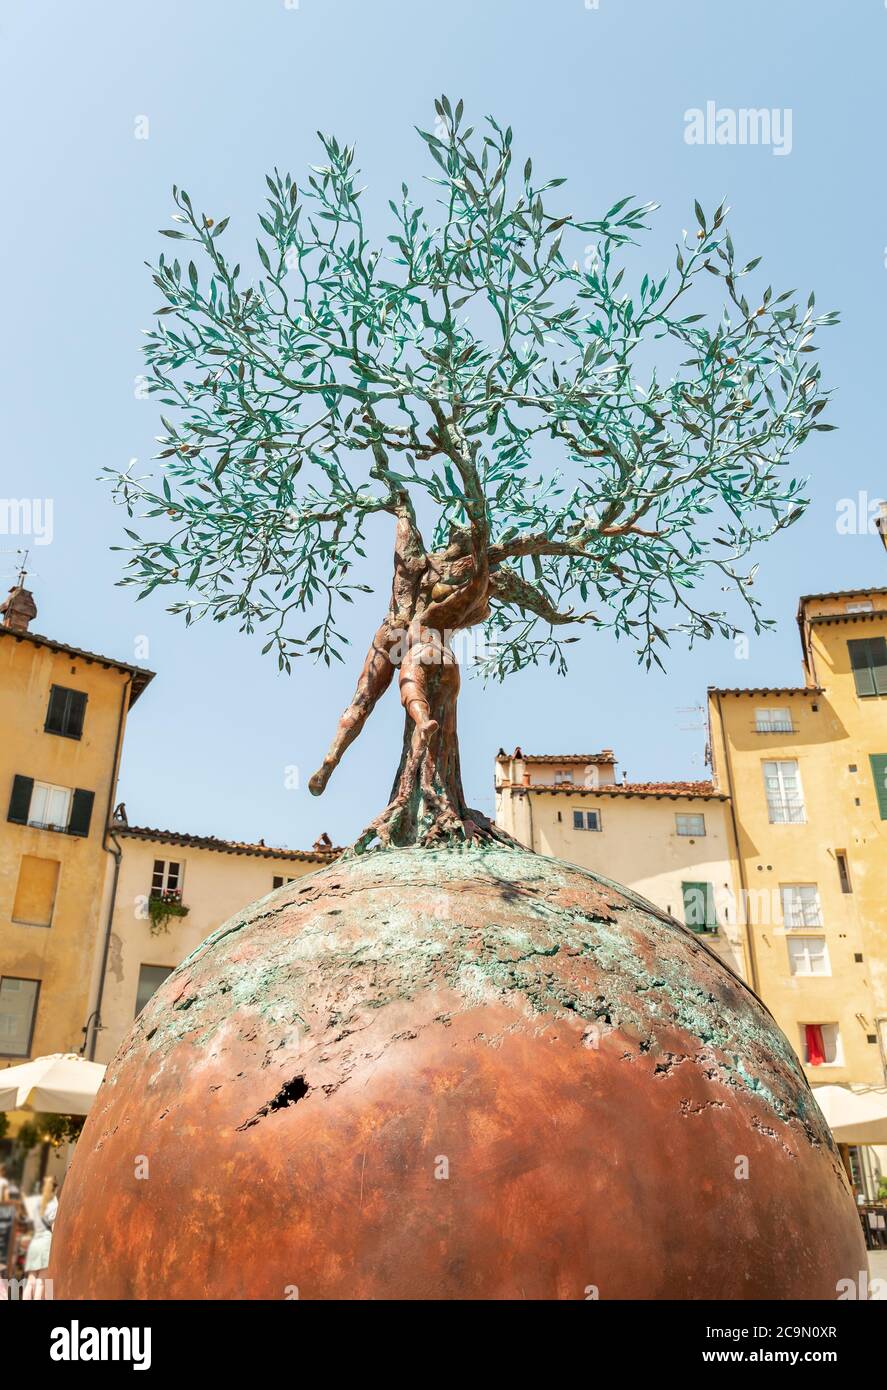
<box><xmin>52</xmin><ymin>845</ymin><xmax>864</xmax><ymax>1300</ymax></box>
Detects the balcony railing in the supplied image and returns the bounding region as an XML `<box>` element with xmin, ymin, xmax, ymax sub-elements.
<box><xmin>766</xmin><ymin>800</ymin><xmax>806</xmax><ymax>824</ymax></box>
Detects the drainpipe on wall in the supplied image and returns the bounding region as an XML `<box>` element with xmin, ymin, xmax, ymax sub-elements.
<box><xmin>84</xmin><ymin>674</ymin><xmax>131</xmax><ymax>1061</ymax></box>
<box><xmin>714</xmin><ymin>691</ymin><xmax>760</xmax><ymax>995</ymax></box>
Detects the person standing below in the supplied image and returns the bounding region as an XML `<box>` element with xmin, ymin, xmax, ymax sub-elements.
<box><xmin>22</xmin><ymin>1176</ymin><xmax>57</xmax><ymax>1300</ymax></box>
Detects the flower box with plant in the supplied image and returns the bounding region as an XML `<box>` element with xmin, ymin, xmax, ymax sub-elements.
<box><xmin>147</xmin><ymin>888</ymin><xmax>189</xmax><ymax>936</ymax></box>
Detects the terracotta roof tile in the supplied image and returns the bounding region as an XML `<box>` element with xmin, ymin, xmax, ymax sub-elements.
<box><xmin>117</xmin><ymin>825</ymin><xmax>342</xmax><ymax>861</ymax></box>
<box><xmin>503</xmin><ymin>779</ymin><xmax>726</xmax><ymax>801</ymax></box>
<box><xmin>0</xmin><ymin>627</ymin><xmax>155</xmax><ymax>705</ymax></box>
<box><xmin>707</xmin><ymin>685</ymin><xmax>822</xmax><ymax>697</ymax></box>
<box><xmin>498</xmin><ymin>751</ymin><xmax>617</xmax><ymax>764</ymax></box>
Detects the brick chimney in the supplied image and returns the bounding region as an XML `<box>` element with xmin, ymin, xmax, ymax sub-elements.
<box><xmin>0</xmin><ymin>585</ymin><xmax>37</xmax><ymax>633</ymax></box>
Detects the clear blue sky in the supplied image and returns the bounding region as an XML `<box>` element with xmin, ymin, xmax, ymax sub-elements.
<box><xmin>1</xmin><ymin>0</ymin><xmax>884</xmax><ymax>849</ymax></box>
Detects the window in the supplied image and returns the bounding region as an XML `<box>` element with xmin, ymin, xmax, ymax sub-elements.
<box><xmin>846</xmin><ymin>600</ymin><xmax>873</xmax><ymax>614</ymax></box>
<box><xmin>6</xmin><ymin>775</ymin><xmax>94</xmax><ymax>838</ymax></box>
<box><xmin>0</xmin><ymin>977</ymin><xmax>40</xmax><ymax>1057</ymax></box>
<box><xmin>675</xmin><ymin>813</ymin><xmax>705</xmax><ymax>837</ymax></box>
<box><xmin>12</xmin><ymin>856</ymin><xmax>60</xmax><ymax>927</ymax></box>
<box><xmin>572</xmin><ymin>809</ymin><xmax>601</xmax><ymax>832</ymax></box>
<box><xmin>272</xmin><ymin>875</ymin><xmax>298</xmax><ymax>890</ymax></box>
<box><xmin>800</xmin><ymin>1022</ymin><xmax>840</xmax><ymax>1067</ymax></box>
<box><xmin>848</xmin><ymin>637</ymin><xmax>887</xmax><ymax>698</ymax></box>
<box><xmin>763</xmin><ymin>760</ymin><xmax>805</xmax><ymax>823</ymax></box>
<box><xmin>135</xmin><ymin>964</ymin><xmax>174</xmax><ymax>1018</ymax></box>
<box><xmin>682</xmin><ymin>881</ymin><xmax>717</xmax><ymax>933</ymax></box>
<box><xmin>835</xmin><ymin>852</ymin><xmax>853</xmax><ymax>895</ymax></box>
<box><xmin>553</xmin><ymin>770</ymin><xmax>574</xmax><ymax>785</ymax></box>
<box><xmin>870</xmin><ymin>755</ymin><xmax>887</xmax><ymax>820</ymax></box>
<box><xmin>151</xmin><ymin>859</ymin><xmax>183</xmax><ymax>897</ymax></box>
<box><xmin>28</xmin><ymin>781</ymin><xmax>72</xmax><ymax>832</ymax></box>
<box><xmin>755</xmin><ymin>706</ymin><xmax>793</xmax><ymax>733</ymax></box>
<box><xmin>44</xmin><ymin>685</ymin><xmax>87</xmax><ymax>739</ymax></box>
<box><xmin>780</xmin><ymin>884</ymin><xmax>822</xmax><ymax>929</ymax></box>
<box><xmin>787</xmin><ymin>937</ymin><xmax>831</xmax><ymax>977</ymax></box>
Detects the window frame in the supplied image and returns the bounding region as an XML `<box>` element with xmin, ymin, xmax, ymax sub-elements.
<box><xmin>754</xmin><ymin>705</ymin><xmax>794</xmax><ymax>734</ymax></box>
<box><xmin>800</xmin><ymin>1021</ymin><xmax>842</xmax><ymax>1067</ymax></box>
<box><xmin>763</xmin><ymin>759</ymin><xmax>806</xmax><ymax>824</ymax></box>
<box><xmin>787</xmin><ymin>935</ymin><xmax>831</xmax><ymax>977</ymax></box>
<box><xmin>0</xmin><ymin>976</ymin><xmax>41</xmax><ymax>1058</ymax></box>
<box><xmin>681</xmin><ymin>880</ymin><xmax>718</xmax><ymax>933</ymax></box>
<box><xmin>151</xmin><ymin>858</ymin><xmax>184</xmax><ymax>899</ymax></box>
<box><xmin>44</xmin><ymin>684</ymin><xmax>88</xmax><ymax>740</ymax></box>
<box><xmin>675</xmin><ymin>812</ymin><xmax>706</xmax><ymax>837</ymax></box>
<box><xmin>780</xmin><ymin>883</ymin><xmax>823</xmax><ymax>929</ymax></box>
<box><xmin>135</xmin><ymin>963</ymin><xmax>175</xmax><ymax>1018</ymax></box>
<box><xmin>28</xmin><ymin>781</ymin><xmax>72</xmax><ymax>833</ymax></box>
<box><xmin>848</xmin><ymin>636</ymin><xmax>887</xmax><ymax>699</ymax></box>
<box><xmin>835</xmin><ymin>851</ymin><xmax>853</xmax><ymax>894</ymax></box>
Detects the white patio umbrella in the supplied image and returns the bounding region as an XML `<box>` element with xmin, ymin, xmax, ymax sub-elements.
<box><xmin>0</xmin><ymin>1053</ymin><xmax>105</xmax><ymax>1115</ymax></box>
<box><xmin>813</xmin><ymin>1084</ymin><xmax>887</xmax><ymax>1145</ymax></box>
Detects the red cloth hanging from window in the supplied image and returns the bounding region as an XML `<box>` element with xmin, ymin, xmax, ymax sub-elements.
<box><xmin>805</xmin><ymin>1024</ymin><xmax>826</xmax><ymax>1066</ymax></box>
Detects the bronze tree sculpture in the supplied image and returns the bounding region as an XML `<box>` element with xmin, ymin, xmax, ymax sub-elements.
<box><xmin>109</xmin><ymin>97</ymin><xmax>835</xmax><ymax>849</ymax></box>
<box><xmin>54</xmin><ymin>102</ymin><xmax>866</xmax><ymax>1302</ymax></box>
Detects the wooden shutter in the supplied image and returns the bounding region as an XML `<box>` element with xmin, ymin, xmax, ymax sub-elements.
<box><xmin>68</xmin><ymin>788</ymin><xmax>95</xmax><ymax>838</ymax></box>
<box><xmin>45</xmin><ymin>685</ymin><xmax>87</xmax><ymax>738</ymax></box>
<box><xmin>870</xmin><ymin>755</ymin><xmax>887</xmax><ymax>820</ymax></box>
<box><xmin>849</xmin><ymin>637</ymin><xmax>887</xmax><ymax>697</ymax></box>
<box><xmin>45</xmin><ymin>685</ymin><xmax>66</xmax><ymax>734</ymax></box>
<box><xmin>682</xmin><ymin>881</ymin><xmax>715</xmax><ymax>932</ymax></box>
<box><xmin>682</xmin><ymin>881</ymin><xmax>703</xmax><ymax>929</ymax></box>
<box><xmin>7</xmin><ymin>775</ymin><xmax>34</xmax><ymax>824</ymax></box>
<box><xmin>66</xmin><ymin>690</ymin><xmax>87</xmax><ymax>738</ymax></box>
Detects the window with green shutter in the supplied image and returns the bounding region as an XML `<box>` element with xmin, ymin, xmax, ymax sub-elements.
<box><xmin>67</xmin><ymin>789</ymin><xmax>95</xmax><ymax>838</ymax></box>
<box><xmin>870</xmin><ymin>755</ymin><xmax>887</xmax><ymax>820</ymax></box>
<box><xmin>45</xmin><ymin>685</ymin><xmax>87</xmax><ymax>739</ymax></box>
<box><xmin>681</xmin><ymin>881</ymin><xmax>717</xmax><ymax>933</ymax></box>
<box><xmin>7</xmin><ymin>775</ymin><xmax>34</xmax><ymax>825</ymax></box>
<box><xmin>848</xmin><ymin>638</ymin><xmax>887</xmax><ymax>697</ymax></box>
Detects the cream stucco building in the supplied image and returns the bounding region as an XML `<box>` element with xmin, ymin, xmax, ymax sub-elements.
<box><xmin>93</xmin><ymin>824</ymin><xmax>337</xmax><ymax>1065</ymax></box>
<box><xmin>494</xmin><ymin>750</ymin><xmax>747</xmax><ymax>976</ymax></box>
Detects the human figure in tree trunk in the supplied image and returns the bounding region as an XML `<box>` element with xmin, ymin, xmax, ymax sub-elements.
<box><xmin>108</xmin><ymin>98</ymin><xmax>837</xmax><ymax>851</ymax></box>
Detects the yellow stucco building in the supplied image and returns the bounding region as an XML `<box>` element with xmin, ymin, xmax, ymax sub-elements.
<box><xmin>496</xmin><ymin>585</ymin><xmax>887</xmax><ymax>1107</ymax></box>
<box><xmin>0</xmin><ymin>583</ymin><xmax>337</xmax><ymax>1109</ymax></box>
<box><xmin>708</xmin><ymin>586</ymin><xmax>887</xmax><ymax>1091</ymax></box>
<box><xmin>0</xmin><ymin>585</ymin><xmax>153</xmax><ymax>1073</ymax></box>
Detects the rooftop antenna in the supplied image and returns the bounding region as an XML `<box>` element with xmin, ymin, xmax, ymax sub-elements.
<box><xmin>14</xmin><ymin>547</ymin><xmax>29</xmax><ymax>588</ymax></box>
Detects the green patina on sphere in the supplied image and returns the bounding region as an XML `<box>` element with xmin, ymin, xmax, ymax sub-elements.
<box><xmin>52</xmin><ymin>845</ymin><xmax>865</xmax><ymax>1300</ymax></box>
